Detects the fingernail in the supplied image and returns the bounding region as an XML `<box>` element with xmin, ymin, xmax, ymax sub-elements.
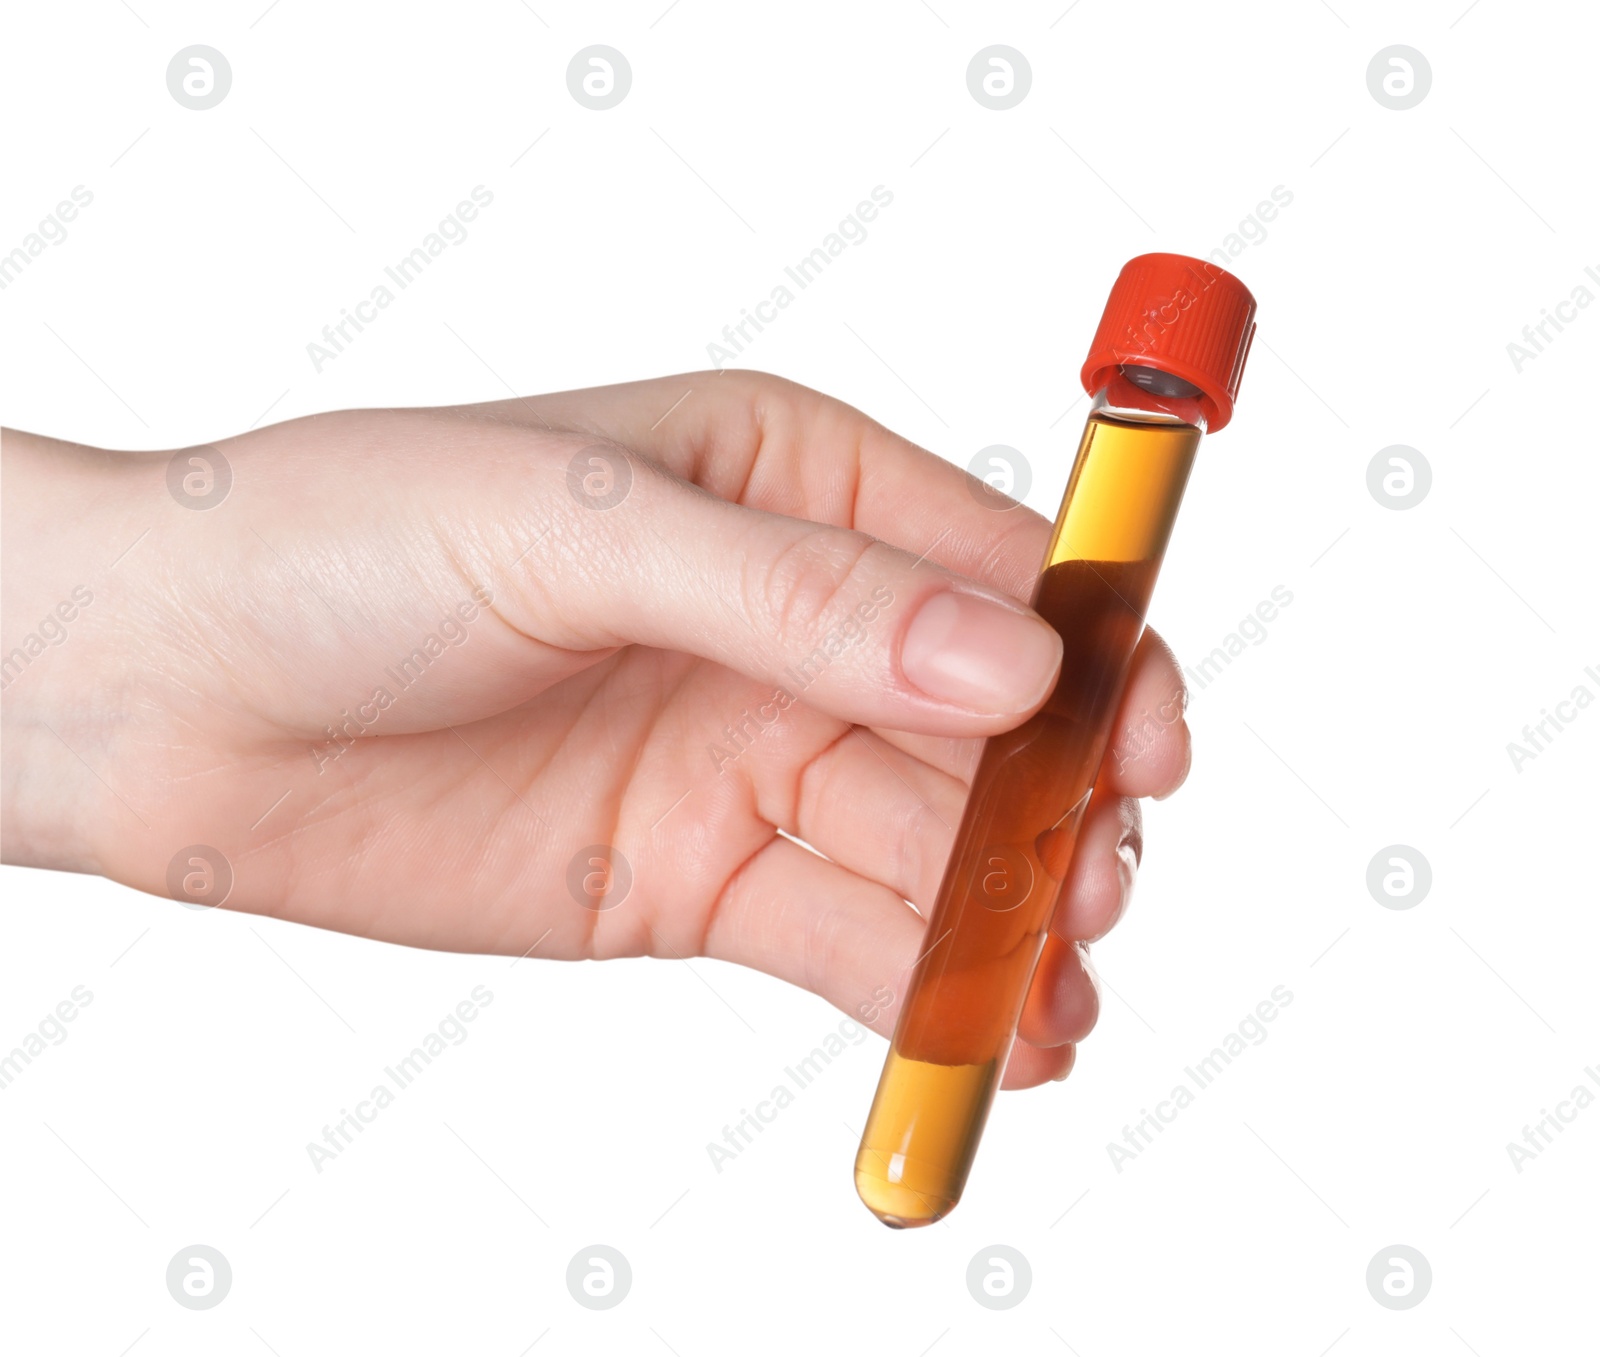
<box><xmin>1119</xmin><ymin>823</ymin><xmax>1143</xmax><ymax>870</ymax></box>
<box><xmin>901</xmin><ymin>591</ymin><xmax>1061</xmax><ymax>714</ymax></box>
<box><xmin>1115</xmin><ymin>839</ymin><xmax>1140</xmax><ymax>911</ymax></box>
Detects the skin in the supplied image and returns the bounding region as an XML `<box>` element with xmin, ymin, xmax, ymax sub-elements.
<box><xmin>1</xmin><ymin>371</ymin><xmax>1191</xmax><ymax>1090</ymax></box>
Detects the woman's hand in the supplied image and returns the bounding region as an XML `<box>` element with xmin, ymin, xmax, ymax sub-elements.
<box><xmin>1</xmin><ymin>371</ymin><xmax>1190</xmax><ymax>1088</ymax></box>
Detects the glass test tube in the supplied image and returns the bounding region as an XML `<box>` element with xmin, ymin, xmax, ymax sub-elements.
<box><xmin>855</xmin><ymin>254</ymin><xmax>1258</xmax><ymax>1227</ymax></box>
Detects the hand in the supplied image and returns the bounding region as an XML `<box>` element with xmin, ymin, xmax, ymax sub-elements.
<box><xmin>1</xmin><ymin>371</ymin><xmax>1191</xmax><ymax>1088</ymax></box>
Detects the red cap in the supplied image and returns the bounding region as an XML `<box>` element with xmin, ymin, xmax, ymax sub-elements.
<box><xmin>1079</xmin><ymin>253</ymin><xmax>1257</xmax><ymax>432</ymax></box>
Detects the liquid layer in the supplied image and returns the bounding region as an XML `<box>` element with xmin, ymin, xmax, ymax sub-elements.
<box><xmin>856</xmin><ymin>413</ymin><xmax>1200</xmax><ymax>1226</ymax></box>
<box><xmin>855</xmin><ymin>1054</ymin><xmax>995</xmax><ymax>1227</ymax></box>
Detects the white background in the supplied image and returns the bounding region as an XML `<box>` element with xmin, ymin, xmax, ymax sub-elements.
<box><xmin>3</xmin><ymin>1</ymin><xmax>1597</xmax><ymax>1353</ymax></box>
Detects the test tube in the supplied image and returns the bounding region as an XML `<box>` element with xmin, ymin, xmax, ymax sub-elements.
<box><xmin>855</xmin><ymin>253</ymin><xmax>1258</xmax><ymax>1227</ymax></box>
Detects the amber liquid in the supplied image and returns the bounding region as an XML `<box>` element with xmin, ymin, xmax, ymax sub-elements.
<box><xmin>855</xmin><ymin>411</ymin><xmax>1200</xmax><ymax>1227</ymax></box>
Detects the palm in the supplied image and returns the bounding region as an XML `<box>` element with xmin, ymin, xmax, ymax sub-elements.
<box><xmin>118</xmin><ymin>620</ymin><xmax>965</xmax><ymax>1037</ymax></box>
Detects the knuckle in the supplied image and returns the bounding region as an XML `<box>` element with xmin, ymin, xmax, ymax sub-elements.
<box><xmin>972</xmin><ymin>508</ymin><xmax>1054</xmax><ymax>600</ymax></box>
<box><xmin>897</xmin><ymin>793</ymin><xmax>950</xmax><ymax>902</ymax></box>
<box><xmin>751</xmin><ymin>526</ymin><xmax>881</xmax><ymax>643</ymax></box>
<box><xmin>725</xmin><ymin>368</ymin><xmax>808</xmax><ymax>404</ymax></box>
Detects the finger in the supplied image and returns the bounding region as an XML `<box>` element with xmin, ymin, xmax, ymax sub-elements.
<box><xmin>510</xmin><ymin>437</ymin><xmax>1063</xmax><ymax>737</ymax></box>
<box><xmin>1001</xmin><ymin>1037</ymin><xmax>1076</xmax><ymax>1090</ymax></box>
<box><xmin>1019</xmin><ymin>934</ymin><xmax>1100</xmax><ymax>1048</ymax></box>
<box><xmin>694</xmin><ymin>833</ymin><xmax>1088</xmax><ymax>1087</ymax></box>
<box><xmin>786</xmin><ymin>726</ymin><xmax>966</xmax><ymax>910</ymax></box>
<box><xmin>862</xmin><ymin>725</ymin><xmax>984</xmax><ymax>787</ymax></box>
<box><xmin>1048</xmin><ymin>789</ymin><xmax>1141</xmax><ymax>944</ymax></box>
<box><xmin>774</xmin><ymin>732</ymin><xmax>1144</xmax><ymax>973</ymax></box>
<box><xmin>696</xmin><ymin>832</ymin><xmax>926</xmax><ymax>1037</ymax></box>
<box><xmin>768</xmin><ymin>730</ymin><xmax>1118</xmax><ymax>1045</ymax></box>
<box><xmin>1099</xmin><ymin>630</ymin><xmax>1191</xmax><ymax>797</ymax></box>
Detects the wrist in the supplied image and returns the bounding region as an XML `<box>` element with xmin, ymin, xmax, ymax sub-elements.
<box><xmin>2</xmin><ymin>430</ymin><xmax>139</xmax><ymax>873</ymax></box>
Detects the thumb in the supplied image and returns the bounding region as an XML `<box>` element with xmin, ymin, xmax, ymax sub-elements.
<box><xmin>514</xmin><ymin>440</ymin><xmax>1063</xmax><ymax>737</ymax></box>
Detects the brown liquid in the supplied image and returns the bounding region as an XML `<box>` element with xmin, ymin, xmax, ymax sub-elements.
<box><xmin>855</xmin><ymin>413</ymin><xmax>1199</xmax><ymax>1227</ymax></box>
<box><xmin>896</xmin><ymin>556</ymin><xmax>1160</xmax><ymax>1061</ymax></box>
